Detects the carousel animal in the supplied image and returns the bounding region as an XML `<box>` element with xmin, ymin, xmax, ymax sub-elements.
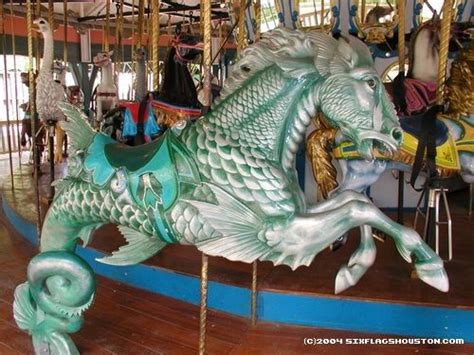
<box><xmin>93</xmin><ymin>50</ymin><xmax>118</xmax><ymax>124</ymax></box>
<box><xmin>308</xmin><ymin>24</ymin><xmax>474</xmax><ymax>200</ymax></box>
<box><xmin>33</xmin><ymin>18</ymin><xmax>67</xmax><ymax>163</ymax></box>
<box><xmin>365</xmin><ymin>2</ymin><xmax>394</xmax><ymax>25</ymax></box>
<box><xmin>100</xmin><ymin>47</ymin><xmax>161</xmax><ymax>145</ymax></box>
<box><xmin>152</xmin><ymin>32</ymin><xmax>203</xmax><ymax>127</ymax></box>
<box><xmin>13</xmin><ymin>29</ymin><xmax>448</xmax><ymax>355</ymax></box>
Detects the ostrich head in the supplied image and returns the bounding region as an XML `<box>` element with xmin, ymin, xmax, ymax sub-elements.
<box><xmin>33</xmin><ymin>18</ymin><xmax>51</xmax><ymax>33</ymax></box>
<box><xmin>93</xmin><ymin>51</ymin><xmax>114</xmax><ymax>68</ymax></box>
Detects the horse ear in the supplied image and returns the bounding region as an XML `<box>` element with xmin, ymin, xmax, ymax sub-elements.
<box><xmin>108</xmin><ymin>50</ymin><xmax>114</xmax><ymax>57</ymax></box>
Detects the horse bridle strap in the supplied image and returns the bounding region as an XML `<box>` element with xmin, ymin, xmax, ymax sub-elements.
<box><xmin>97</xmin><ymin>92</ymin><xmax>117</xmax><ymax>97</ymax></box>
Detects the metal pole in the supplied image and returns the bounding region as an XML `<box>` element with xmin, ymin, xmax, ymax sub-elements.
<box><xmin>1</xmin><ymin>3</ymin><xmax>15</xmax><ymax>191</ymax></box>
<box><xmin>27</xmin><ymin>0</ymin><xmax>43</xmax><ymax>236</ymax></box>
<box><xmin>152</xmin><ymin>0</ymin><xmax>160</xmax><ymax>91</ymax></box>
<box><xmin>9</xmin><ymin>0</ymin><xmax>22</xmax><ymax>163</ymax></box>
<box><xmin>199</xmin><ymin>253</ymin><xmax>208</xmax><ymax>355</ymax></box>
<box><xmin>251</xmin><ymin>261</ymin><xmax>258</xmax><ymax>325</ymax></box>
<box><xmin>397</xmin><ymin>0</ymin><xmax>406</xmax><ymax>225</ymax></box>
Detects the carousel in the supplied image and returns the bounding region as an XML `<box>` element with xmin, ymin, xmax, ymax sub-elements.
<box><xmin>0</xmin><ymin>0</ymin><xmax>473</xmax><ymax>353</ymax></box>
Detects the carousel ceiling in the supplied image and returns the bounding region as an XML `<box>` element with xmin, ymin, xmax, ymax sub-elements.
<box><xmin>6</xmin><ymin>0</ymin><xmax>233</xmax><ymax>32</ymax></box>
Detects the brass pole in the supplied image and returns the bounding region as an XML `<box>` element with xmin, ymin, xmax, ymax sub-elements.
<box><xmin>361</xmin><ymin>0</ymin><xmax>366</xmax><ymax>23</ymax></box>
<box><xmin>63</xmin><ymin>0</ymin><xmax>68</xmax><ymax>64</ymax></box>
<box><xmin>48</xmin><ymin>0</ymin><xmax>54</xmax><ymax>31</ymax></box>
<box><xmin>138</xmin><ymin>0</ymin><xmax>145</xmax><ymax>48</ymax></box>
<box><xmin>237</xmin><ymin>0</ymin><xmax>246</xmax><ymax>58</ymax></box>
<box><xmin>105</xmin><ymin>0</ymin><xmax>110</xmax><ymax>52</ymax></box>
<box><xmin>1</xmin><ymin>0</ymin><xmax>15</xmax><ymax>190</ymax></box>
<box><xmin>320</xmin><ymin>0</ymin><xmax>325</xmax><ymax>28</ymax></box>
<box><xmin>9</xmin><ymin>0</ymin><xmax>22</xmax><ymax>163</ymax></box>
<box><xmin>398</xmin><ymin>0</ymin><xmax>405</xmax><ymax>71</ymax></box>
<box><xmin>152</xmin><ymin>0</ymin><xmax>160</xmax><ymax>91</ymax></box>
<box><xmin>251</xmin><ymin>261</ymin><xmax>258</xmax><ymax>325</ymax></box>
<box><xmin>131</xmin><ymin>0</ymin><xmax>136</xmax><ymax>100</ymax></box>
<box><xmin>436</xmin><ymin>0</ymin><xmax>453</xmax><ymax>105</ymax></box>
<box><xmin>397</xmin><ymin>0</ymin><xmax>406</xmax><ymax>226</ymax></box>
<box><xmin>202</xmin><ymin>0</ymin><xmax>212</xmax><ymax>111</ymax></box>
<box><xmin>116</xmin><ymin>0</ymin><xmax>124</xmax><ymax>72</ymax></box>
<box><xmin>254</xmin><ymin>0</ymin><xmax>261</xmax><ymax>41</ymax></box>
<box><xmin>199</xmin><ymin>253</ymin><xmax>209</xmax><ymax>355</ymax></box>
<box><xmin>27</xmin><ymin>0</ymin><xmax>42</xmax><ymax>236</ymax></box>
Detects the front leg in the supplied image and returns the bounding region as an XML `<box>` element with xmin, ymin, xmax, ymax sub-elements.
<box><xmin>267</xmin><ymin>198</ymin><xmax>448</xmax><ymax>293</ymax></box>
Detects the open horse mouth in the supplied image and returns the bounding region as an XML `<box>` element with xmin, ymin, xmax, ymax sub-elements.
<box><xmin>354</xmin><ymin>128</ymin><xmax>402</xmax><ymax>160</ymax></box>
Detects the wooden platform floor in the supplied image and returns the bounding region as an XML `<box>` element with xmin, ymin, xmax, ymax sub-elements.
<box><xmin>2</xmin><ymin>199</ymin><xmax>474</xmax><ymax>354</ymax></box>
<box><xmin>3</xmin><ymin>162</ymin><xmax>473</xmax><ymax>310</ymax></box>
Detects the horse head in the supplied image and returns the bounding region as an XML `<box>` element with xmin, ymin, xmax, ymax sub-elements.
<box><xmin>133</xmin><ymin>47</ymin><xmax>147</xmax><ymax>63</ymax></box>
<box><xmin>318</xmin><ymin>36</ymin><xmax>402</xmax><ymax>160</ymax></box>
<box><xmin>219</xmin><ymin>29</ymin><xmax>401</xmax><ymax>166</ymax></box>
<box><xmin>93</xmin><ymin>51</ymin><xmax>113</xmax><ymax>68</ymax></box>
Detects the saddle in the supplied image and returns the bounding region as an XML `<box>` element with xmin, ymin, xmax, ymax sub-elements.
<box><xmin>400</xmin><ymin>113</ymin><xmax>449</xmax><ymax>147</ymax></box>
<box><xmin>105</xmin><ymin>135</ymin><xmax>162</xmax><ymax>172</ymax></box>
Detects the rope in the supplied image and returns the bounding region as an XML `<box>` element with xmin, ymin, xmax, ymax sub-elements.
<box><xmin>436</xmin><ymin>0</ymin><xmax>452</xmax><ymax>105</ymax></box>
<box><xmin>9</xmin><ymin>0</ymin><xmax>21</xmax><ymax>162</ymax></box>
<box><xmin>237</xmin><ymin>0</ymin><xmax>246</xmax><ymax>58</ymax></box>
<box><xmin>202</xmin><ymin>0</ymin><xmax>212</xmax><ymax>109</ymax></box>
<box><xmin>398</xmin><ymin>0</ymin><xmax>405</xmax><ymax>71</ymax></box>
<box><xmin>152</xmin><ymin>0</ymin><xmax>160</xmax><ymax>91</ymax></box>
<box><xmin>199</xmin><ymin>253</ymin><xmax>208</xmax><ymax>355</ymax></box>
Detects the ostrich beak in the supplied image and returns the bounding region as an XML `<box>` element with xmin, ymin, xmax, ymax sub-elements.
<box><xmin>32</xmin><ymin>20</ymin><xmax>40</xmax><ymax>31</ymax></box>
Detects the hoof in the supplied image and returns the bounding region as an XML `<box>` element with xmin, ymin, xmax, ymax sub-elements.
<box><xmin>334</xmin><ymin>265</ymin><xmax>355</xmax><ymax>294</ymax></box>
<box><xmin>415</xmin><ymin>260</ymin><xmax>449</xmax><ymax>292</ymax></box>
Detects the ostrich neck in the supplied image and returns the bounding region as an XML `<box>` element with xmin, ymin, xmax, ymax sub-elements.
<box><xmin>101</xmin><ymin>64</ymin><xmax>113</xmax><ymax>85</ymax></box>
<box><xmin>41</xmin><ymin>31</ymin><xmax>54</xmax><ymax>73</ymax></box>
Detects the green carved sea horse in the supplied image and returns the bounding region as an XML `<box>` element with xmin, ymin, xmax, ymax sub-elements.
<box><xmin>13</xmin><ymin>28</ymin><xmax>448</xmax><ymax>355</ymax></box>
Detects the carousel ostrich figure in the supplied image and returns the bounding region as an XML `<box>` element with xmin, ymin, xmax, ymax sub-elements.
<box><xmin>93</xmin><ymin>50</ymin><xmax>118</xmax><ymax>124</ymax></box>
<box><xmin>134</xmin><ymin>47</ymin><xmax>147</xmax><ymax>102</ymax></box>
<box><xmin>33</xmin><ymin>18</ymin><xmax>67</xmax><ymax>164</ymax></box>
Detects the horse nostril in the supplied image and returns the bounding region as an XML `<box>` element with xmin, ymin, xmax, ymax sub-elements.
<box><xmin>391</xmin><ymin>128</ymin><xmax>403</xmax><ymax>143</ymax></box>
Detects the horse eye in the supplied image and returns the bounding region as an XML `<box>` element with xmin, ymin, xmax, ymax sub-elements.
<box><xmin>367</xmin><ymin>79</ymin><xmax>376</xmax><ymax>89</ymax></box>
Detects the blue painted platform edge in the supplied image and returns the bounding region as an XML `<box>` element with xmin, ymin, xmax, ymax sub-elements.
<box><xmin>3</xmin><ymin>196</ymin><xmax>474</xmax><ymax>342</ymax></box>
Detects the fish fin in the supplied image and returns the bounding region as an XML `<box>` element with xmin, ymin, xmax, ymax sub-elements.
<box><xmin>96</xmin><ymin>226</ymin><xmax>166</xmax><ymax>266</ymax></box>
<box><xmin>58</xmin><ymin>102</ymin><xmax>95</xmax><ymax>152</ymax></box>
<box><xmin>78</xmin><ymin>223</ymin><xmax>104</xmax><ymax>247</ymax></box>
<box><xmin>186</xmin><ymin>183</ymin><xmax>271</xmax><ymax>263</ymax></box>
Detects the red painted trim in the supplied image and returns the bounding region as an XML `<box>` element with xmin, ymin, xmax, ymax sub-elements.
<box><xmin>3</xmin><ymin>14</ymin><xmax>236</xmax><ymax>49</ymax></box>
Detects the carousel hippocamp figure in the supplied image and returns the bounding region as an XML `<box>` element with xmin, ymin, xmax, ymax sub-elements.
<box><xmin>13</xmin><ymin>29</ymin><xmax>449</xmax><ymax>355</ymax></box>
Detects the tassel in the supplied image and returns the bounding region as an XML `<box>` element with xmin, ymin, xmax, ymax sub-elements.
<box><xmin>122</xmin><ymin>108</ymin><xmax>137</xmax><ymax>138</ymax></box>
<box><xmin>392</xmin><ymin>72</ymin><xmax>407</xmax><ymax>114</ymax></box>
<box><xmin>144</xmin><ymin>104</ymin><xmax>161</xmax><ymax>139</ymax></box>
